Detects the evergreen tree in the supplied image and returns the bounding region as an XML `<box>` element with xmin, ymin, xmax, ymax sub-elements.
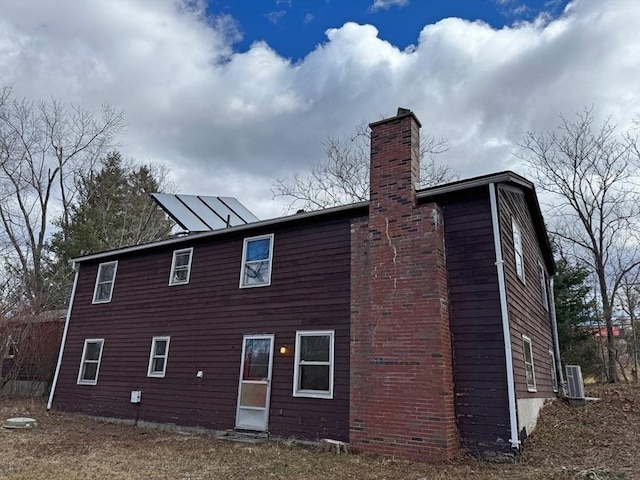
<box><xmin>554</xmin><ymin>257</ymin><xmax>604</xmax><ymax>378</ymax></box>
<box><xmin>45</xmin><ymin>151</ymin><xmax>173</xmax><ymax>307</ymax></box>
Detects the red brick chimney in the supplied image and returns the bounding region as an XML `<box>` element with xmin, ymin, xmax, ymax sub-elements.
<box><xmin>350</xmin><ymin>108</ymin><xmax>457</xmax><ymax>460</ymax></box>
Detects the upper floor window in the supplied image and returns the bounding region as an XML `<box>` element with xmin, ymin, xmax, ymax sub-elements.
<box><xmin>77</xmin><ymin>339</ymin><xmax>105</xmax><ymax>385</ymax></box>
<box><xmin>147</xmin><ymin>336</ymin><xmax>170</xmax><ymax>377</ymax></box>
<box><xmin>293</xmin><ymin>330</ymin><xmax>335</xmax><ymax>399</ymax></box>
<box><xmin>522</xmin><ymin>335</ymin><xmax>536</xmax><ymax>392</ymax></box>
<box><xmin>512</xmin><ymin>219</ymin><xmax>525</xmax><ymax>283</ymax></box>
<box><xmin>240</xmin><ymin>234</ymin><xmax>274</xmax><ymax>288</ymax></box>
<box><xmin>92</xmin><ymin>261</ymin><xmax>118</xmax><ymax>304</ymax></box>
<box><xmin>169</xmin><ymin>248</ymin><xmax>193</xmax><ymax>286</ymax></box>
<box><xmin>538</xmin><ymin>261</ymin><xmax>549</xmax><ymax>310</ymax></box>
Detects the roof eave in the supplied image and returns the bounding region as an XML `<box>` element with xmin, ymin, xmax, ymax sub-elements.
<box><xmin>71</xmin><ymin>201</ymin><xmax>368</xmax><ymax>264</ymax></box>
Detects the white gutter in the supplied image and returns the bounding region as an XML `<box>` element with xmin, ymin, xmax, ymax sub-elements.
<box><xmin>548</xmin><ymin>277</ymin><xmax>565</xmax><ymax>388</ymax></box>
<box><xmin>47</xmin><ymin>264</ymin><xmax>80</xmax><ymax>410</ymax></box>
<box><xmin>489</xmin><ymin>183</ymin><xmax>521</xmax><ymax>449</ymax></box>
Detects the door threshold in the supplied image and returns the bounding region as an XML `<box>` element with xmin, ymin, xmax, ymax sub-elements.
<box><xmin>217</xmin><ymin>429</ymin><xmax>269</xmax><ymax>443</ymax></box>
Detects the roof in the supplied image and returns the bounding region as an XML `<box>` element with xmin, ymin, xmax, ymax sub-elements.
<box><xmin>5</xmin><ymin>309</ymin><xmax>67</xmax><ymax>325</ymax></box>
<box><xmin>417</xmin><ymin>170</ymin><xmax>555</xmax><ymax>275</ymax></box>
<box><xmin>71</xmin><ymin>201</ymin><xmax>368</xmax><ymax>264</ymax></box>
<box><xmin>71</xmin><ymin>170</ymin><xmax>555</xmax><ymax>274</ymax></box>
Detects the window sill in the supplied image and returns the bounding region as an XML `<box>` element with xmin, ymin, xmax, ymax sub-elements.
<box><xmin>293</xmin><ymin>391</ymin><xmax>333</xmax><ymax>400</ymax></box>
<box><xmin>92</xmin><ymin>299</ymin><xmax>112</xmax><ymax>305</ymax></box>
<box><xmin>239</xmin><ymin>282</ymin><xmax>271</xmax><ymax>289</ymax></box>
<box><xmin>527</xmin><ymin>387</ymin><xmax>537</xmax><ymax>393</ymax></box>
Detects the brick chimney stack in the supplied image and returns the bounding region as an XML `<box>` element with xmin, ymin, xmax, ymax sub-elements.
<box><xmin>350</xmin><ymin>108</ymin><xmax>458</xmax><ymax>460</ymax></box>
<box><xmin>369</xmin><ymin>107</ymin><xmax>421</xmax><ymax>209</ymax></box>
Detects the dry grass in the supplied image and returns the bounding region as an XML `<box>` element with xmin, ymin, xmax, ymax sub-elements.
<box><xmin>0</xmin><ymin>384</ymin><xmax>638</xmax><ymax>480</ymax></box>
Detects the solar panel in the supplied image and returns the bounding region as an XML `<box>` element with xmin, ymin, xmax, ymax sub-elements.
<box><xmin>151</xmin><ymin>193</ymin><xmax>259</xmax><ymax>232</ymax></box>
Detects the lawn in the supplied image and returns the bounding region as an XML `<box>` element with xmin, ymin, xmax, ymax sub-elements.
<box><xmin>0</xmin><ymin>383</ymin><xmax>637</xmax><ymax>480</ymax></box>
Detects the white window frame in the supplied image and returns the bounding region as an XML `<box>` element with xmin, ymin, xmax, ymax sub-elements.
<box><xmin>4</xmin><ymin>332</ymin><xmax>19</xmax><ymax>359</ymax></box>
<box><xmin>169</xmin><ymin>248</ymin><xmax>193</xmax><ymax>286</ymax></box>
<box><xmin>549</xmin><ymin>349</ymin><xmax>558</xmax><ymax>392</ymax></box>
<box><xmin>522</xmin><ymin>335</ymin><xmax>536</xmax><ymax>392</ymax></box>
<box><xmin>77</xmin><ymin>338</ymin><xmax>105</xmax><ymax>385</ymax></box>
<box><xmin>147</xmin><ymin>336</ymin><xmax>171</xmax><ymax>378</ymax></box>
<box><xmin>512</xmin><ymin>218</ymin><xmax>525</xmax><ymax>283</ymax></box>
<box><xmin>239</xmin><ymin>234</ymin><xmax>274</xmax><ymax>288</ymax></box>
<box><xmin>92</xmin><ymin>261</ymin><xmax>118</xmax><ymax>304</ymax></box>
<box><xmin>293</xmin><ymin>330</ymin><xmax>335</xmax><ymax>399</ymax></box>
<box><xmin>538</xmin><ymin>261</ymin><xmax>549</xmax><ymax>310</ymax></box>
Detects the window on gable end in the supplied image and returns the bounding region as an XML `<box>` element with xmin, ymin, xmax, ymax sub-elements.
<box><xmin>92</xmin><ymin>261</ymin><xmax>118</xmax><ymax>303</ymax></box>
<box><xmin>293</xmin><ymin>330</ymin><xmax>335</xmax><ymax>399</ymax></box>
<box><xmin>240</xmin><ymin>234</ymin><xmax>274</xmax><ymax>288</ymax></box>
<box><xmin>77</xmin><ymin>339</ymin><xmax>105</xmax><ymax>385</ymax></box>
<box><xmin>538</xmin><ymin>261</ymin><xmax>549</xmax><ymax>310</ymax></box>
<box><xmin>522</xmin><ymin>335</ymin><xmax>536</xmax><ymax>391</ymax></box>
<box><xmin>147</xmin><ymin>336</ymin><xmax>170</xmax><ymax>377</ymax></box>
<box><xmin>169</xmin><ymin>248</ymin><xmax>193</xmax><ymax>286</ymax></box>
<box><xmin>512</xmin><ymin>219</ymin><xmax>525</xmax><ymax>283</ymax></box>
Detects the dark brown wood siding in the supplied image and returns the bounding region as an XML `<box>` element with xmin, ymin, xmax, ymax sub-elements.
<box><xmin>497</xmin><ymin>186</ymin><xmax>556</xmax><ymax>401</ymax></box>
<box><xmin>437</xmin><ymin>187</ymin><xmax>511</xmax><ymax>454</ymax></box>
<box><xmin>52</xmin><ymin>214</ymin><xmax>353</xmax><ymax>442</ymax></box>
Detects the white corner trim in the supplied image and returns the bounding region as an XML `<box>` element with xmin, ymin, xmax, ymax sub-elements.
<box><xmin>490</xmin><ymin>183</ymin><xmax>521</xmax><ymax>449</ymax></box>
<box><xmin>47</xmin><ymin>266</ymin><xmax>80</xmax><ymax>409</ymax></box>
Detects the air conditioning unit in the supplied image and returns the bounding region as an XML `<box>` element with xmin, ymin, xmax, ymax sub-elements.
<box><xmin>565</xmin><ymin>365</ymin><xmax>585</xmax><ymax>399</ymax></box>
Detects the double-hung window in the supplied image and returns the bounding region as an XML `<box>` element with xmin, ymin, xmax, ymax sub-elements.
<box><xmin>92</xmin><ymin>261</ymin><xmax>118</xmax><ymax>303</ymax></box>
<box><xmin>512</xmin><ymin>219</ymin><xmax>525</xmax><ymax>282</ymax></box>
<box><xmin>147</xmin><ymin>336</ymin><xmax>170</xmax><ymax>377</ymax></box>
<box><xmin>293</xmin><ymin>330</ymin><xmax>334</xmax><ymax>399</ymax></box>
<box><xmin>169</xmin><ymin>248</ymin><xmax>193</xmax><ymax>286</ymax></box>
<box><xmin>240</xmin><ymin>234</ymin><xmax>274</xmax><ymax>288</ymax></box>
<box><xmin>522</xmin><ymin>335</ymin><xmax>536</xmax><ymax>391</ymax></box>
<box><xmin>77</xmin><ymin>339</ymin><xmax>105</xmax><ymax>385</ymax></box>
<box><xmin>538</xmin><ymin>261</ymin><xmax>549</xmax><ymax>310</ymax></box>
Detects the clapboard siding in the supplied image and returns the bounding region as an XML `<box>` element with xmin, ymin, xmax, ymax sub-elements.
<box><xmin>53</xmin><ymin>213</ymin><xmax>354</xmax><ymax>442</ymax></box>
<box><xmin>497</xmin><ymin>186</ymin><xmax>555</xmax><ymax>400</ymax></box>
<box><xmin>438</xmin><ymin>186</ymin><xmax>512</xmax><ymax>454</ymax></box>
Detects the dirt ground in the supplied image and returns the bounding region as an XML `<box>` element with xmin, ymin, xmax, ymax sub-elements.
<box><xmin>0</xmin><ymin>383</ymin><xmax>638</xmax><ymax>480</ymax></box>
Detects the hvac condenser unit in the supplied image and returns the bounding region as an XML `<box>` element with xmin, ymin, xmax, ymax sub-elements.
<box><xmin>565</xmin><ymin>365</ymin><xmax>585</xmax><ymax>400</ymax></box>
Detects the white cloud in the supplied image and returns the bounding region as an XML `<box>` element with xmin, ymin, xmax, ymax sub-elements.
<box><xmin>0</xmin><ymin>0</ymin><xmax>638</xmax><ymax>220</ymax></box>
<box><xmin>266</xmin><ymin>10</ymin><xmax>287</xmax><ymax>25</ymax></box>
<box><xmin>370</xmin><ymin>0</ymin><xmax>410</xmax><ymax>12</ymax></box>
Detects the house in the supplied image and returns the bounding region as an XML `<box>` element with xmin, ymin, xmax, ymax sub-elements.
<box><xmin>47</xmin><ymin>108</ymin><xmax>562</xmax><ymax>461</ymax></box>
<box><xmin>2</xmin><ymin>309</ymin><xmax>65</xmax><ymax>396</ymax></box>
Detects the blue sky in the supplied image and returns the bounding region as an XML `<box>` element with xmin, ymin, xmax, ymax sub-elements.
<box><xmin>209</xmin><ymin>0</ymin><xmax>570</xmax><ymax>60</ymax></box>
<box><xmin>0</xmin><ymin>0</ymin><xmax>637</xmax><ymax>219</ymax></box>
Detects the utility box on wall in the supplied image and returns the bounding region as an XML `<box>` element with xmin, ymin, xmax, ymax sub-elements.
<box><xmin>130</xmin><ymin>390</ymin><xmax>142</xmax><ymax>403</ymax></box>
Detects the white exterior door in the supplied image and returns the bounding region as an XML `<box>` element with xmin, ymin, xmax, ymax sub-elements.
<box><xmin>235</xmin><ymin>334</ymin><xmax>274</xmax><ymax>431</ymax></box>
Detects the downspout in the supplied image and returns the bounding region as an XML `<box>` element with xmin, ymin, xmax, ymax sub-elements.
<box><xmin>548</xmin><ymin>277</ymin><xmax>565</xmax><ymax>389</ymax></box>
<box><xmin>489</xmin><ymin>183</ymin><xmax>521</xmax><ymax>449</ymax></box>
<box><xmin>47</xmin><ymin>263</ymin><xmax>80</xmax><ymax>410</ymax></box>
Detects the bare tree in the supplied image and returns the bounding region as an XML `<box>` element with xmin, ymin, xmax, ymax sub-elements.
<box><xmin>519</xmin><ymin>108</ymin><xmax>640</xmax><ymax>382</ymax></box>
<box><xmin>273</xmin><ymin>122</ymin><xmax>456</xmax><ymax>212</ymax></box>
<box><xmin>0</xmin><ymin>84</ymin><xmax>125</xmax><ymax>311</ymax></box>
<box><xmin>616</xmin><ymin>271</ymin><xmax>640</xmax><ymax>382</ymax></box>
